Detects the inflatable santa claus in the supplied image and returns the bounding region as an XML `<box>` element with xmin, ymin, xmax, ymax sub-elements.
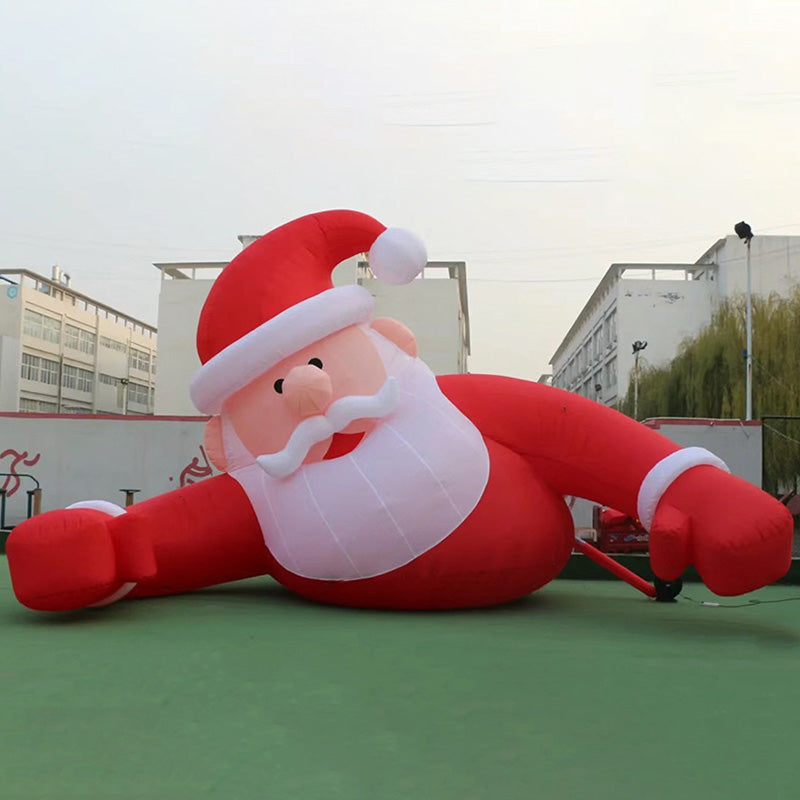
<box><xmin>6</xmin><ymin>210</ymin><xmax>794</xmax><ymax>612</ymax></box>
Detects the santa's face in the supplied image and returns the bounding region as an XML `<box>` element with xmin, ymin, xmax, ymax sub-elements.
<box><xmin>223</xmin><ymin>325</ymin><xmax>391</xmax><ymax>470</ymax></box>
<box><xmin>220</xmin><ymin>324</ymin><xmax>491</xmax><ymax>580</ymax></box>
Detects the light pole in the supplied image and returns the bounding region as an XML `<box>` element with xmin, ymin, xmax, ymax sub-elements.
<box><xmin>119</xmin><ymin>378</ymin><xmax>130</xmax><ymax>415</ymax></box>
<box><xmin>632</xmin><ymin>340</ymin><xmax>647</xmax><ymax>420</ymax></box>
<box><xmin>734</xmin><ymin>221</ymin><xmax>754</xmax><ymax>420</ymax></box>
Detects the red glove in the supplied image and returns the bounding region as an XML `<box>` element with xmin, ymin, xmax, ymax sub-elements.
<box><xmin>6</xmin><ymin>504</ymin><xmax>156</xmax><ymax>611</ymax></box>
<box><xmin>647</xmin><ymin>465</ymin><xmax>793</xmax><ymax>596</ymax></box>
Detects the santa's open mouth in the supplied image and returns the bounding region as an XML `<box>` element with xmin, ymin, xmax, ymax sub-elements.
<box><xmin>323</xmin><ymin>431</ymin><xmax>366</xmax><ymax>460</ymax></box>
<box><xmin>256</xmin><ymin>378</ymin><xmax>398</xmax><ymax>479</ymax></box>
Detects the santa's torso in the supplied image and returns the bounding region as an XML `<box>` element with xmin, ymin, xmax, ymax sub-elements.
<box><xmin>226</xmin><ymin>343</ymin><xmax>576</xmax><ymax>610</ymax></box>
<box><xmin>265</xmin><ymin>436</ymin><xmax>574</xmax><ymax>609</ymax></box>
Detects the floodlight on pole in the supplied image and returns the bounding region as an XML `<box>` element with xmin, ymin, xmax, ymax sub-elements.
<box><xmin>632</xmin><ymin>340</ymin><xmax>647</xmax><ymax>420</ymax></box>
<box><xmin>735</xmin><ymin>221</ymin><xmax>753</xmax><ymax>421</ymax></box>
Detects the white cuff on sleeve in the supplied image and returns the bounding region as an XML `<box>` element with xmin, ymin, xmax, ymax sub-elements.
<box><xmin>67</xmin><ymin>500</ymin><xmax>127</xmax><ymax>517</ymax></box>
<box><xmin>637</xmin><ymin>447</ymin><xmax>730</xmax><ymax>531</ymax></box>
<box><xmin>66</xmin><ymin>500</ymin><xmax>136</xmax><ymax>606</ymax></box>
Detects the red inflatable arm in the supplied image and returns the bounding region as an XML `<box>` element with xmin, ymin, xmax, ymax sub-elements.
<box><xmin>7</xmin><ymin>475</ymin><xmax>268</xmax><ymax>611</ymax></box>
<box><xmin>438</xmin><ymin>374</ymin><xmax>793</xmax><ymax>595</ymax></box>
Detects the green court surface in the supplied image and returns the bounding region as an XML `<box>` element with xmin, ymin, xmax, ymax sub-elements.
<box><xmin>2</xmin><ymin>560</ymin><xmax>800</xmax><ymax>800</ymax></box>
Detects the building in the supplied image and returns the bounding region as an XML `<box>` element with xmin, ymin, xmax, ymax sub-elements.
<box><xmin>549</xmin><ymin>234</ymin><xmax>800</xmax><ymax>407</ymax></box>
<box><xmin>154</xmin><ymin>242</ymin><xmax>471</xmax><ymax>415</ymax></box>
<box><xmin>0</xmin><ymin>268</ymin><xmax>157</xmax><ymax>414</ymax></box>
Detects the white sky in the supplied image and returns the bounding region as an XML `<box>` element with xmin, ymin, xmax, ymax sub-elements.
<box><xmin>3</xmin><ymin>0</ymin><xmax>800</xmax><ymax>379</ymax></box>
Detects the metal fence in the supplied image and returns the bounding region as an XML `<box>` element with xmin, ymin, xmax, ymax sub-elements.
<box><xmin>761</xmin><ymin>416</ymin><xmax>800</xmax><ymax>498</ymax></box>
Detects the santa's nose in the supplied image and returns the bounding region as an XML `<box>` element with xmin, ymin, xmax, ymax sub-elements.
<box><xmin>282</xmin><ymin>364</ymin><xmax>333</xmax><ymax>417</ymax></box>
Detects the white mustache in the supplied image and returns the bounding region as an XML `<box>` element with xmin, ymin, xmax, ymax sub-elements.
<box><xmin>256</xmin><ymin>377</ymin><xmax>399</xmax><ymax>479</ymax></box>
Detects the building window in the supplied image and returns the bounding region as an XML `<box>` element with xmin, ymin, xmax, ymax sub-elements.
<box><xmin>43</xmin><ymin>315</ymin><xmax>59</xmax><ymax>343</ymax></box>
<box><xmin>80</xmin><ymin>329</ymin><xmax>96</xmax><ymax>355</ymax></box>
<box><xmin>21</xmin><ymin>353</ymin><xmax>59</xmax><ymax>384</ymax></box>
<box><xmin>77</xmin><ymin>368</ymin><xmax>93</xmax><ymax>392</ymax></box>
<box><xmin>99</xmin><ymin>373</ymin><xmax>119</xmax><ymax>386</ymax></box>
<box><xmin>19</xmin><ymin>397</ymin><xmax>58</xmax><ymax>413</ymax></box>
<box><xmin>607</xmin><ymin>310</ymin><xmax>617</xmax><ymax>343</ymax></box>
<box><xmin>65</xmin><ymin>324</ymin><xmax>80</xmax><ymax>349</ymax></box>
<box><xmin>100</xmin><ymin>335</ymin><xmax>128</xmax><ymax>353</ymax></box>
<box><xmin>66</xmin><ymin>324</ymin><xmax>96</xmax><ymax>355</ymax></box>
<box><xmin>129</xmin><ymin>347</ymin><xmax>151</xmax><ymax>372</ymax></box>
<box><xmin>21</xmin><ymin>353</ymin><xmax>40</xmax><ymax>381</ymax></box>
<box><xmin>62</xmin><ymin>364</ymin><xmax>94</xmax><ymax>393</ymax></box>
<box><xmin>40</xmin><ymin>358</ymin><xmax>59</xmax><ymax>385</ymax></box>
<box><xmin>61</xmin><ymin>364</ymin><xmax>76</xmax><ymax>390</ymax></box>
<box><xmin>127</xmin><ymin>381</ymin><xmax>150</xmax><ymax>405</ymax></box>
<box><xmin>23</xmin><ymin>310</ymin><xmax>39</xmax><ymax>337</ymax></box>
<box><xmin>23</xmin><ymin>309</ymin><xmax>61</xmax><ymax>344</ymax></box>
<box><xmin>605</xmin><ymin>357</ymin><xmax>617</xmax><ymax>389</ymax></box>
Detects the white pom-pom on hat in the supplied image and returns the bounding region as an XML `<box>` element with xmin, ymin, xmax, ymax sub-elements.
<box><xmin>368</xmin><ymin>227</ymin><xmax>427</xmax><ymax>285</ymax></box>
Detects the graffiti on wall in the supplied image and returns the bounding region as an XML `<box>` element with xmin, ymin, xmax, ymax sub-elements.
<box><xmin>168</xmin><ymin>445</ymin><xmax>216</xmax><ymax>488</ymax></box>
<box><xmin>0</xmin><ymin>449</ymin><xmax>41</xmax><ymax>497</ymax></box>
<box><xmin>179</xmin><ymin>445</ymin><xmax>214</xmax><ymax>486</ymax></box>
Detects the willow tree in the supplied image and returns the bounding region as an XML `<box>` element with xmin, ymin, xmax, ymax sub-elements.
<box><xmin>617</xmin><ymin>288</ymin><xmax>800</xmax><ymax>492</ymax></box>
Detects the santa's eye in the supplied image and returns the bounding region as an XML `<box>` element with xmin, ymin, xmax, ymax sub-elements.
<box><xmin>308</xmin><ymin>358</ymin><xmax>323</xmax><ymax>369</ymax></box>
<box><xmin>273</xmin><ymin>379</ymin><xmax>284</xmax><ymax>394</ymax></box>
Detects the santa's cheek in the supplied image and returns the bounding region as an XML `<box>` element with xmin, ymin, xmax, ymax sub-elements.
<box><xmin>229</xmin><ymin>400</ymin><xmax>306</xmax><ymax>455</ymax></box>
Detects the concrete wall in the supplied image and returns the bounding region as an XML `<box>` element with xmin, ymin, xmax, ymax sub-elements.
<box><xmin>551</xmin><ymin>273</ymin><xmax>716</xmax><ymax>406</ymax></box>
<box><xmin>713</xmin><ymin>235</ymin><xmax>800</xmax><ymax>299</ymax></box>
<box><xmin>0</xmin><ymin>336</ymin><xmax>22</xmax><ymax>411</ymax></box>
<box><xmin>615</xmin><ymin>276</ymin><xmax>716</xmax><ymax>399</ymax></box>
<box><xmin>569</xmin><ymin>419</ymin><xmax>763</xmax><ymax>532</ymax></box>
<box><xmin>0</xmin><ymin>412</ymin><xmax>762</xmax><ymax>534</ymax></box>
<box><xmin>154</xmin><ymin>258</ymin><xmax>465</xmax><ymax>414</ymax></box>
<box><xmin>154</xmin><ymin>278</ymin><xmax>214</xmax><ymax>416</ymax></box>
<box><xmin>0</xmin><ymin>284</ymin><xmax>22</xmax><ymax>410</ymax></box>
<box><xmin>154</xmin><ymin>258</ymin><xmax>359</xmax><ymax>416</ymax></box>
<box><xmin>0</xmin><ymin>414</ymin><xmax>213</xmax><ymax>525</ymax></box>
<box><xmin>362</xmin><ymin>277</ymin><xmax>464</xmax><ymax>375</ymax></box>
<box><xmin>642</xmin><ymin>419</ymin><xmax>762</xmax><ymax>487</ymax></box>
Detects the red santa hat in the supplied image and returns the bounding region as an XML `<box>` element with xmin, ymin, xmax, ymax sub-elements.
<box><xmin>190</xmin><ymin>209</ymin><xmax>427</xmax><ymax>415</ymax></box>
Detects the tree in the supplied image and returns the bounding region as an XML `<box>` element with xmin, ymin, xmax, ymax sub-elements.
<box><xmin>617</xmin><ymin>289</ymin><xmax>800</xmax><ymax>493</ymax></box>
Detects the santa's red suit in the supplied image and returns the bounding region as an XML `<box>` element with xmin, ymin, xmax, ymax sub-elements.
<box><xmin>6</xmin><ymin>211</ymin><xmax>794</xmax><ymax>612</ymax></box>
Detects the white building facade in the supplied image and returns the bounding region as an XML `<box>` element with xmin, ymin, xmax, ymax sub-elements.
<box><xmin>550</xmin><ymin>234</ymin><xmax>800</xmax><ymax>407</ymax></box>
<box><xmin>0</xmin><ymin>269</ymin><xmax>157</xmax><ymax>415</ymax></box>
<box><xmin>154</xmin><ymin>245</ymin><xmax>471</xmax><ymax>416</ymax></box>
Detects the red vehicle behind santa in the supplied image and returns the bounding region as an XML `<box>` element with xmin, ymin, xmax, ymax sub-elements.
<box><xmin>6</xmin><ymin>210</ymin><xmax>793</xmax><ymax>613</ymax></box>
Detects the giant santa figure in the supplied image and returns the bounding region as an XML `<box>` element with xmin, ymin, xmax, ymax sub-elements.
<box><xmin>6</xmin><ymin>211</ymin><xmax>794</xmax><ymax>612</ymax></box>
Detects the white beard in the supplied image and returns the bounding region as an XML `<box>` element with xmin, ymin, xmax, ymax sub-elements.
<box><xmin>221</xmin><ymin>327</ymin><xmax>490</xmax><ymax>581</ymax></box>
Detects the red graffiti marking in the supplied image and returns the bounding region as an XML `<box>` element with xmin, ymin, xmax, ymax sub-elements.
<box><xmin>0</xmin><ymin>449</ymin><xmax>41</xmax><ymax>497</ymax></box>
<box><xmin>179</xmin><ymin>445</ymin><xmax>213</xmax><ymax>487</ymax></box>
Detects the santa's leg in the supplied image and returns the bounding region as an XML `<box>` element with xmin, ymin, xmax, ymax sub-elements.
<box><xmin>6</xmin><ymin>475</ymin><xmax>269</xmax><ymax>612</ymax></box>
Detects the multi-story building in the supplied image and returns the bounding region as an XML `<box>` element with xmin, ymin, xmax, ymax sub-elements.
<box><xmin>549</xmin><ymin>234</ymin><xmax>800</xmax><ymax>407</ymax></box>
<box><xmin>0</xmin><ymin>268</ymin><xmax>157</xmax><ymax>414</ymax></box>
<box><xmin>153</xmin><ymin>241</ymin><xmax>471</xmax><ymax>415</ymax></box>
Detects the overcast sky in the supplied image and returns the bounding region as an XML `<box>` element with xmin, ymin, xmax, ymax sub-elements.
<box><xmin>3</xmin><ymin>0</ymin><xmax>800</xmax><ymax>379</ymax></box>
